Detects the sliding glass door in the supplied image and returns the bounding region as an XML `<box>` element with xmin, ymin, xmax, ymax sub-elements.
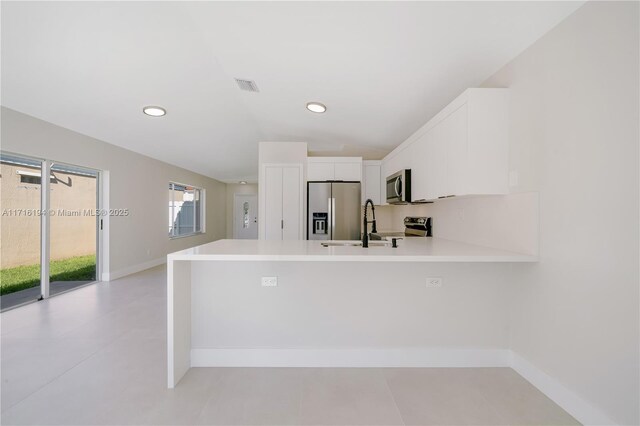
<box><xmin>48</xmin><ymin>162</ymin><xmax>98</xmax><ymax>297</ymax></box>
<box><xmin>0</xmin><ymin>154</ymin><xmax>42</xmax><ymax>309</ymax></box>
<box><xmin>0</xmin><ymin>152</ymin><xmax>100</xmax><ymax>310</ymax></box>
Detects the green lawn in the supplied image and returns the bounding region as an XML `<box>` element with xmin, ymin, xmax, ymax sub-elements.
<box><xmin>0</xmin><ymin>255</ymin><xmax>96</xmax><ymax>295</ymax></box>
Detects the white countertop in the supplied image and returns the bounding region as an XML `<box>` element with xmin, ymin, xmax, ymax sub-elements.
<box><xmin>167</xmin><ymin>238</ymin><xmax>537</xmax><ymax>262</ymax></box>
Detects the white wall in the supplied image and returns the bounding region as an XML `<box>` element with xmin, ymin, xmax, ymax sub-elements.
<box><xmin>225</xmin><ymin>183</ymin><xmax>258</xmax><ymax>238</ymax></box>
<box><xmin>372</xmin><ymin>3</ymin><xmax>639</xmax><ymax>423</ymax></box>
<box><xmin>1</xmin><ymin>107</ymin><xmax>227</xmax><ymax>279</ymax></box>
<box><xmin>480</xmin><ymin>2</ymin><xmax>639</xmax><ymax>424</ymax></box>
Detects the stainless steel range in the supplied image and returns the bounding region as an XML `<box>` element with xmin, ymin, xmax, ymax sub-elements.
<box><xmin>370</xmin><ymin>216</ymin><xmax>432</xmax><ymax>240</ymax></box>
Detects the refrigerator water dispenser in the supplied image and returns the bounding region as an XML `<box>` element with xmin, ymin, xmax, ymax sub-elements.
<box><xmin>313</xmin><ymin>213</ymin><xmax>328</xmax><ymax>234</ymax></box>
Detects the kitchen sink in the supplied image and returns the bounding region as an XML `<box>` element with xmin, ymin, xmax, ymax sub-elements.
<box><xmin>320</xmin><ymin>241</ymin><xmax>391</xmax><ymax>247</ymax></box>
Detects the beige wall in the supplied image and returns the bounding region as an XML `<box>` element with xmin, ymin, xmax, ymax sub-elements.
<box><xmin>1</xmin><ymin>162</ymin><xmax>97</xmax><ymax>268</ymax></box>
<box><xmin>1</xmin><ymin>107</ymin><xmax>227</xmax><ymax>279</ymax></box>
<box><xmin>225</xmin><ymin>183</ymin><xmax>258</xmax><ymax>239</ymax></box>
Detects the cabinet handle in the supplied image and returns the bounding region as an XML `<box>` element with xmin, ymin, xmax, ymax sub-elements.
<box><xmin>281</xmin><ymin>219</ymin><xmax>284</xmax><ymax>229</ymax></box>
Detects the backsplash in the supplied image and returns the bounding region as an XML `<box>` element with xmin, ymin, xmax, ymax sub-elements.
<box><xmin>364</xmin><ymin>204</ymin><xmax>429</xmax><ymax>232</ymax></box>
<box><xmin>367</xmin><ymin>192</ymin><xmax>539</xmax><ymax>255</ymax></box>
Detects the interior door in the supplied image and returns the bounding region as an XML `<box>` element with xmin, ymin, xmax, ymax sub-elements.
<box><xmin>234</xmin><ymin>194</ymin><xmax>258</xmax><ymax>239</ymax></box>
<box><xmin>331</xmin><ymin>182</ymin><xmax>361</xmax><ymax>240</ymax></box>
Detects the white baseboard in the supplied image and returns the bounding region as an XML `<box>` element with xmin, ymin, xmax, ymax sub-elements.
<box><xmin>102</xmin><ymin>257</ymin><xmax>166</xmax><ymax>281</ymax></box>
<box><xmin>191</xmin><ymin>348</ymin><xmax>510</xmax><ymax>368</ymax></box>
<box><xmin>509</xmin><ymin>351</ymin><xmax>615</xmax><ymax>426</ymax></box>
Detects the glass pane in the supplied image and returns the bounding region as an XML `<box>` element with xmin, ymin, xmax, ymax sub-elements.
<box><xmin>171</xmin><ymin>185</ymin><xmax>192</xmax><ymax>236</ymax></box>
<box><xmin>194</xmin><ymin>189</ymin><xmax>201</xmax><ymax>233</ymax></box>
<box><xmin>168</xmin><ymin>183</ymin><xmax>174</xmax><ymax>235</ymax></box>
<box><xmin>169</xmin><ymin>183</ymin><xmax>202</xmax><ymax>237</ymax></box>
<box><xmin>49</xmin><ymin>162</ymin><xmax>97</xmax><ymax>295</ymax></box>
<box><xmin>243</xmin><ymin>201</ymin><xmax>249</xmax><ymax>228</ymax></box>
<box><xmin>0</xmin><ymin>153</ymin><xmax>42</xmax><ymax>310</ymax></box>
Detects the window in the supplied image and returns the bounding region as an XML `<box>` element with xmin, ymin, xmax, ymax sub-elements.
<box><xmin>168</xmin><ymin>182</ymin><xmax>204</xmax><ymax>238</ymax></box>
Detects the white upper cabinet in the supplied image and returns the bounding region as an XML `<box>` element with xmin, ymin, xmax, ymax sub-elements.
<box><xmin>334</xmin><ymin>162</ymin><xmax>362</xmax><ymax>181</ymax></box>
<box><xmin>307</xmin><ymin>157</ymin><xmax>362</xmax><ymax>181</ymax></box>
<box><xmin>362</xmin><ymin>160</ymin><xmax>382</xmax><ymax>205</ymax></box>
<box><xmin>442</xmin><ymin>103</ymin><xmax>468</xmax><ymax>198</ymax></box>
<box><xmin>397</xmin><ymin>88</ymin><xmax>509</xmax><ymax>201</ymax></box>
<box><xmin>307</xmin><ymin>161</ymin><xmax>335</xmax><ymax>181</ymax></box>
<box><xmin>381</xmin><ymin>147</ymin><xmax>411</xmax><ymax>184</ymax></box>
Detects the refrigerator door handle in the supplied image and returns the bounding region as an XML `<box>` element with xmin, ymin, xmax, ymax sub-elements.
<box><xmin>327</xmin><ymin>197</ymin><xmax>333</xmax><ymax>240</ymax></box>
<box><xmin>331</xmin><ymin>198</ymin><xmax>336</xmax><ymax>237</ymax></box>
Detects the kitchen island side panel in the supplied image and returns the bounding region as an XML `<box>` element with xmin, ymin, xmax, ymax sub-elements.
<box><xmin>189</xmin><ymin>261</ymin><xmax>519</xmax><ymax>359</ymax></box>
<box><xmin>167</xmin><ymin>259</ymin><xmax>191</xmax><ymax>388</ymax></box>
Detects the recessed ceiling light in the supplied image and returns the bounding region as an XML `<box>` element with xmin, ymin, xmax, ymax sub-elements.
<box><xmin>143</xmin><ymin>106</ymin><xmax>166</xmax><ymax>117</ymax></box>
<box><xmin>306</xmin><ymin>102</ymin><xmax>326</xmax><ymax>113</ymax></box>
<box><xmin>239</xmin><ymin>181</ymin><xmax>247</xmax><ymax>185</ymax></box>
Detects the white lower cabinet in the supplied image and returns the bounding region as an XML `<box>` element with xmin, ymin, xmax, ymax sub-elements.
<box><xmin>262</xmin><ymin>164</ymin><xmax>303</xmax><ymax>240</ymax></box>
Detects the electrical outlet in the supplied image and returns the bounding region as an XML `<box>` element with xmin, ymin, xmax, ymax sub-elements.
<box><xmin>426</xmin><ymin>277</ymin><xmax>442</xmax><ymax>288</ymax></box>
<box><xmin>261</xmin><ymin>276</ymin><xmax>278</xmax><ymax>287</ymax></box>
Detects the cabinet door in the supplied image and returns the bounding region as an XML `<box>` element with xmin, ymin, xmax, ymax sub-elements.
<box><xmin>363</xmin><ymin>163</ymin><xmax>381</xmax><ymax>205</ymax></box>
<box><xmin>423</xmin><ymin>130</ymin><xmax>436</xmax><ymax>200</ymax></box>
<box><xmin>409</xmin><ymin>136</ymin><xmax>428</xmax><ymax>201</ymax></box>
<box><xmin>307</xmin><ymin>162</ymin><xmax>334</xmax><ymax>181</ymax></box>
<box><xmin>444</xmin><ymin>104</ymin><xmax>468</xmax><ymax>197</ymax></box>
<box><xmin>282</xmin><ymin>166</ymin><xmax>301</xmax><ymax>240</ymax></box>
<box><xmin>334</xmin><ymin>162</ymin><xmax>361</xmax><ymax>181</ymax></box>
<box><xmin>264</xmin><ymin>166</ymin><xmax>283</xmax><ymax>240</ymax></box>
<box><xmin>429</xmin><ymin>122</ymin><xmax>448</xmax><ymax>199</ymax></box>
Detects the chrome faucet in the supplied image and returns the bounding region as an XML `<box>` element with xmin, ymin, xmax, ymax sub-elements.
<box><xmin>362</xmin><ymin>199</ymin><xmax>377</xmax><ymax>248</ymax></box>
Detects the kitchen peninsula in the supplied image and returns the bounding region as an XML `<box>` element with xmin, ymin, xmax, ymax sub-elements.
<box><xmin>167</xmin><ymin>238</ymin><xmax>537</xmax><ymax>387</ymax></box>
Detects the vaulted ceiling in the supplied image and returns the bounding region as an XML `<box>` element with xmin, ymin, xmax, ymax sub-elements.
<box><xmin>1</xmin><ymin>1</ymin><xmax>583</xmax><ymax>182</ymax></box>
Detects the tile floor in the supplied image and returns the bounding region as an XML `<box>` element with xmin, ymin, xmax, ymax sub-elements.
<box><xmin>1</xmin><ymin>280</ymin><xmax>93</xmax><ymax>311</ymax></box>
<box><xmin>1</xmin><ymin>265</ymin><xmax>580</xmax><ymax>425</ymax></box>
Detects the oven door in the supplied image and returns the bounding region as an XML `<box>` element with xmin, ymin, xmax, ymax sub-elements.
<box><xmin>386</xmin><ymin>173</ymin><xmax>403</xmax><ymax>203</ymax></box>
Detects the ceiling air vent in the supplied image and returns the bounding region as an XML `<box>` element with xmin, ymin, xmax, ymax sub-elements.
<box><xmin>235</xmin><ymin>79</ymin><xmax>259</xmax><ymax>92</ymax></box>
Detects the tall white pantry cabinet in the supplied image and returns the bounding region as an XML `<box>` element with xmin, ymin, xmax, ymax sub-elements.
<box><xmin>260</xmin><ymin>164</ymin><xmax>304</xmax><ymax>240</ymax></box>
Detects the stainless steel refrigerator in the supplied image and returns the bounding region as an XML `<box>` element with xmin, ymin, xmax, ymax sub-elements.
<box><xmin>307</xmin><ymin>182</ymin><xmax>361</xmax><ymax>241</ymax></box>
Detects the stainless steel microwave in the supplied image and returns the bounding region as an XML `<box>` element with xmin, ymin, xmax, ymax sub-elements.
<box><xmin>386</xmin><ymin>169</ymin><xmax>411</xmax><ymax>204</ymax></box>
